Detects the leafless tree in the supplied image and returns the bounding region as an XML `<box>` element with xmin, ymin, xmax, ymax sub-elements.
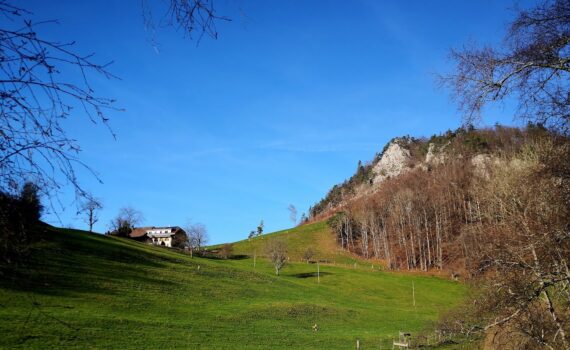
<box><xmin>0</xmin><ymin>1</ymin><xmax>231</xmax><ymax>203</ymax></box>
<box><xmin>79</xmin><ymin>196</ymin><xmax>102</xmax><ymax>232</ymax></box>
<box><xmin>441</xmin><ymin>0</ymin><xmax>570</xmax><ymax>134</ymax></box>
<box><xmin>142</xmin><ymin>0</ymin><xmax>231</xmax><ymax>44</ymax></box>
<box><xmin>257</xmin><ymin>220</ymin><xmax>264</xmax><ymax>236</ymax></box>
<box><xmin>463</xmin><ymin>139</ymin><xmax>570</xmax><ymax>350</ymax></box>
<box><xmin>186</xmin><ymin>222</ymin><xmax>208</xmax><ymax>252</ymax></box>
<box><xmin>287</xmin><ymin>204</ymin><xmax>297</xmax><ymax>225</ymax></box>
<box><xmin>219</xmin><ymin>243</ymin><xmax>233</xmax><ymax>259</ymax></box>
<box><xmin>0</xmin><ymin>2</ymin><xmax>119</xmax><ymax>199</ymax></box>
<box><xmin>265</xmin><ymin>240</ymin><xmax>287</xmax><ymax>276</ymax></box>
<box><xmin>109</xmin><ymin>206</ymin><xmax>144</xmax><ymax>236</ymax></box>
<box><xmin>437</xmin><ymin>3</ymin><xmax>570</xmax><ymax>344</ymax></box>
<box><xmin>302</xmin><ymin>247</ymin><xmax>315</xmax><ymax>264</ymax></box>
<box><xmin>320</xmin><ymin>126</ymin><xmax>568</xmax><ymax>348</ymax></box>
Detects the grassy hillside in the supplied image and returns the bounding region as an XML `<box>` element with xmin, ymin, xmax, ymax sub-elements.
<box><xmin>225</xmin><ymin>221</ymin><xmax>361</xmax><ymax>265</ymax></box>
<box><xmin>0</xmin><ymin>224</ymin><xmax>468</xmax><ymax>349</ymax></box>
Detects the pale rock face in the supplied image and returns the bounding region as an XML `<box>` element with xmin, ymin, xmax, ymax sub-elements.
<box><xmin>425</xmin><ymin>143</ymin><xmax>437</xmax><ymax>163</ymax></box>
<box><xmin>333</xmin><ymin>139</ymin><xmax>499</xmax><ymax>211</ymax></box>
<box><xmin>471</xmin><ymin>154</ymin><xmax>492</xmax><ymax>178</ymax></box>
<box><xmin>371</xmin><ymin>142</ymin><xmax>411</xmax><ymax>187</ymax></box>
<box><xmin>425</xmin><ymin>143</ymin><xmax>446</xmax><ymax>165</ymax></box>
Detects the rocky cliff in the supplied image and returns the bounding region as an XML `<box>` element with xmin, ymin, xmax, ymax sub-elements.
<box><xmin>308</xmin><ymin>126</ymin><xmax>522</xmax><ymax>219</ymax></box>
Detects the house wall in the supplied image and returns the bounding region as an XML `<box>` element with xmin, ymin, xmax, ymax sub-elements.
<box><xmin>143</xmin><ymin>227</ymin><xmax>185</xmax><ymax>248</ymax></box>
<box><xmin>150</xmin><ymin>236</ymin><xmax>172</xmax><ymax>247</ymax></box>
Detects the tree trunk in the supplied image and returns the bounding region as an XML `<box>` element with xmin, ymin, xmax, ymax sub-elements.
<box><xmin>543</xmin><ymin>289</ymin><xmax>568</xmax><ymax>350</ymax></box>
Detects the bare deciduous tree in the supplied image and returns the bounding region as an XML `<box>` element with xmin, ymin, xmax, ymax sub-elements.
<box><xmin>0</xmin><ymin>2</ymin><xmax>118</xmax><ymax>199</ymax></box>
<box><xmin>441</xmin><ymin>0</ymin><xmax>570</xmax><ymax>134</ymax></box>
<box><xmin>109</xmin><ymin>206</ymin><xmax>144</xmax><ymax>236</ymax></box>
<box><xmin>219</xmin><ymin>243</ymin><xmax>233</xmax><ymax>259</ymax></box>
<box><xmin>323</xmin><ymin>127</ymin><xmax>569</xmax><ymax>348</ymax></box>
<box><xmin>79</xmin><ymin>197</ymin><xmax>102</xmax><ymax>232</ymax></box>
<box><xmin>0</xmin><ymin>0</ymin><xmax>230</xmax><ymax>202</ymax></box>
<box><xmin>142</xmin><ymin>0</ymin><xmax>231</xmax><ymax>44</ymax></box>
<box><xmin>185</xmin><ymin>222</ymin><xmax>208</xmax><ymax>252</ymax></box>
<box><xmin>437</xmin><ymin>3</ymin><xmax>570</xmax><ymax>345</ymax></box>
<box><xmin>265</xmin><ymin>240</ymin><xmax>287</xmax><ymax>276</ymax></box>
<box><xmin>302</xmin><ymin>247</ymin><xmax>315</xmax><ymax>264</ymax></box>
<box><xmin>287</xmin><ymin>204</ymin><xmax>297</xmax><ymax>225</ymax></box>
<box><xmin>462</xmin><ymin>140</ymin><xmax>570</xmax><ymax>350</ymax></box>
<box><xmin>257</xmin><ymin>220</ymin><xmax>264</xmax><ymax>236</ymax></box>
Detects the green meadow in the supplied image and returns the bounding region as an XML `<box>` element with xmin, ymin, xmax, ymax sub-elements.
<box><xmin>0</xmin><ymin>223</ymin><xmax>466</xmax><ymax>349</ymax></box>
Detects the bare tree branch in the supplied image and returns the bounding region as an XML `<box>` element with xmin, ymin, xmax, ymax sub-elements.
<box><xmin>440</xmin><ymin>0</ymin><xmax>570</xmax><ymax>134</ymax></box>
<box><xmin>0</xmin><ymin>3</ymin><xmax>120</xmax><ymax>201</ymax></box>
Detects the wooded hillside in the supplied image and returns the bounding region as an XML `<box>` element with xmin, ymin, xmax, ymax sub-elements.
<box><xmin>317</xmin><ymin>125</ymin><xmax>570</xmax><ymax>349</ymax></box>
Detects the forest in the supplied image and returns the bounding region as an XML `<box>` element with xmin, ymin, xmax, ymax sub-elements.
<box><xmin>325</xmin><ymin>125</ymin><xmax>570</xmax><ymax>348</ymax></box>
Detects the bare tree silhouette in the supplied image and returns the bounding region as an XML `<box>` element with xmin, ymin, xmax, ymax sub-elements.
<box><xmin>0</xmin><ymin>1</ymin><xmax>230</xmax><ymax>202</ymax></box>
<box><xmin>441</xmin><ymin>0</ymin><xmax>570</xmax><ymax>134</ymax></box>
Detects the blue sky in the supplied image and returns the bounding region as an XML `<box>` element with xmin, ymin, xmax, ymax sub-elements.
<box><xmin>26</xmin><ymin>0</ymin><xmax>531</xmax><ymax>243</ymax></box>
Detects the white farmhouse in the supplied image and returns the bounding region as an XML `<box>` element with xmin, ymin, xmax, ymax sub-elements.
<box><xmin>129</xmin><ymin>226</ymin><xmax>187</xmax><ymax>248</ymax></box>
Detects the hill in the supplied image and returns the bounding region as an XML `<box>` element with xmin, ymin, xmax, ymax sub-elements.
<box><xmin>305</xmin><ymin>126</ymin><xmax>558</xmax><ymax>271</ymax></box>
<box><xmin>225</xmin><ymin>221</ymin><xmax>361</xmax><ymax>265</ymax></box>
<box><xmin>298</xmin><ymin>126</ymin><xmax>570</xmax><ymax>349</ymax></box>
<box><xmin>0</xmin><ymin>224</ymin><xmax>467</xmax><ymax>349</ymax></box>
<box><xmin>308</xmin><ymin>126</ymin><xmax>549</xmax><ymax>219</ymax></box>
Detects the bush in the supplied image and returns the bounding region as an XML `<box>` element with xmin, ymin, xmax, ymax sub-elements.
<box><xmin>19</xmin><ymin>182</ymin><xmax>43</xmax><ymax>222</ymax></box>
<box><xmin>0</xmin><ymin>182</ymin><xmax>43</xmax><ymax>267</ymax></box>
<box><xmin>219</xmin><ymin>244</ymin><xmax>233</xmax><ymax>259</ymax></box>
<box><xmin>265</xmin><ymin>240</ymin><xmax>287</xmax><ymax>275</ymax></box>
<box><xmin>302</xmin><ymin>247</ymin><xmax>315</xmax><ymax>263</ymax></box>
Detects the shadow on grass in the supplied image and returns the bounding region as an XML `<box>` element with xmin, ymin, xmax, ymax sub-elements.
<box><xmin>0</xmin><ymin>224</ymin><xmax>185</xmax><ymax>297</ymax></box>
<box><xmin>290</xmin><ymin>272</ymin><xmax>333</xmax><ymax>279</ymax></box>
<box><xmin>199</xmin><ymin>254</ymin><xmax>250</xmax><ymax>260</ymax></box>
<box><xmin>228</xmin><ymin>254</ymin><xmax>249</xmax><ymax>260</ymax></box>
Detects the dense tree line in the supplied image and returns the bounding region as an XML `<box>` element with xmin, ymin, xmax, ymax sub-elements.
<box><xmin>327</xmin><ymin>126</ymin><xmax>546</xmax><ymax>270</ymax></box>
<box><xmin>309</xmin><ymin>136</ymin><xmax>423</xmax><ymax>219</ymax></box>
<box><xmin>462</xmin><ymin>137</ymin><xmax>570</xmax><ymax>349</ymax></box>
<box><xmin>433</xmin><ymin>0</ymin><xmax>570</xmax><ymax>347</ymax></box>
<box><xmin>0</xmin><ymin>182</ymin><xmax>42</xmax><ymax>266</ymax></box>
<box><xmin>326</xmin><ymin>126</ymin><xmax>569</xmax><ymax>348</ymax></box>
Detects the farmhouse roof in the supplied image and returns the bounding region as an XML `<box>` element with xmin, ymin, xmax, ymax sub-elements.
<box><xmin>129</xmin><ymin>227</ymin><xmax>153</xmax><ymax>238</ymax></box>
<box><xmin>128</xmin><ymin>226</ymin><xmax>185</xmax><ymax>238</ymax></box>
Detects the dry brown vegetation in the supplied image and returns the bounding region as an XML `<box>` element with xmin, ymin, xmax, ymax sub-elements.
<box><xmin>326</xmin><ymin>126</ymin><xmax>569</xmax><ymax>349</ymax></box>
<box><xmin>327</xmin><ymin>126</ymin><xmax>546</xmax><ymax>270</ymax></box>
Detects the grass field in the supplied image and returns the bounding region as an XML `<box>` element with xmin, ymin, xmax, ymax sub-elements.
<box><xmin>217</xmin><ymin>221</ymin><xmax>361</xmax><ymax>264</ymax></box>
<box><xmin>0</xmin><ymin>223</ymin><xmax>467</xmax><ymax>349</ymax></box>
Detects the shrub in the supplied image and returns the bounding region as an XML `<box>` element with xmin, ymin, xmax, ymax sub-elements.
<box><xmin>0</xmin><ymin>182</ymin><xmax>43</xmax><ymax>267</ymax></box>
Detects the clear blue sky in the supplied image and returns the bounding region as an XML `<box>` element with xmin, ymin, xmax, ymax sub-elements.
<box><xmin>28</xmin><ymin>0</ymin><xmax>531</xmax><ymax>243</ymax></box>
